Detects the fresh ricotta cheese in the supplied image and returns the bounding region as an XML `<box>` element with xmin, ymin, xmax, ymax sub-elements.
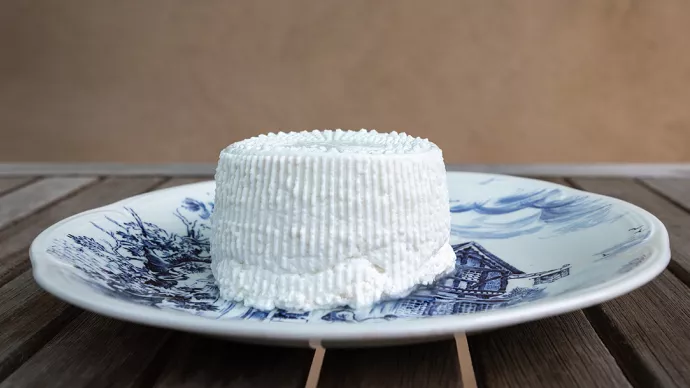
<box><xmin>210</xmin><ymin>129</ymin><xmax>455</xmax><ymax>311</ymax></box>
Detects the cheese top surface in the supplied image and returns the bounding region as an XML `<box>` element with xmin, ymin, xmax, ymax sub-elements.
<box><xmin>222</xmin><ymin>129</ymin><xmax>438</xmax><ymax>157</ymax></box>
<box><xmin>210</xmin><ymin>129</ymin><xmax>455</xmax><ymax>311</ymax></box>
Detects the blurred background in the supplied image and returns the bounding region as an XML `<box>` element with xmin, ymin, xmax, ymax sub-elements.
<box><xmin>1</xmin><ymin>0</ymin><xmax>689</xmax><ymax>164</ymax></box>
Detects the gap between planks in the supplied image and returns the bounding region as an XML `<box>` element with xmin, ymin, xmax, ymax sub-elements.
<box><xmin>304</xmin><ymin>335</ymin><xmax>476</xmax><ymax>388</ymax></box>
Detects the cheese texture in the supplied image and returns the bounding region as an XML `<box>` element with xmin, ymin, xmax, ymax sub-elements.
<box><xmin>210</xmin><ymin>129</ymin><xmax>455</xmax><ymax>311</ymax></box>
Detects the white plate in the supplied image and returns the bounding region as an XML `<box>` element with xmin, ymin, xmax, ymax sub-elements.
<box><xmin>30</xmin><ymin>172</ymin><xmax>670</xmax><ymax>347</ymax></box>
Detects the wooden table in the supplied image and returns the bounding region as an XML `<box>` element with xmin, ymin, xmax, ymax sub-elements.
<box><xmin>1</xmin><ymin>164</ymin><xmax>690</xmax><ymax>387</ymax></box>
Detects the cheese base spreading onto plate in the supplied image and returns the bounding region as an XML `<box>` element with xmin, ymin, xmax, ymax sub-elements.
<box><xmin>210</xmin><ymin>129</ymin><xmax>455</xmax><ymax>311</ymax></box>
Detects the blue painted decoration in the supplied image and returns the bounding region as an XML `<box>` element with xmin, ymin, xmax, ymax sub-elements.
<box><xmin>46</xmin><ymin>191</ymin><xmax>638</xmax><ymax>323</ymax></box>
<box><xmin>450</xmin><ymin>187</ymin><xmax>622</xmax><ymax>239</ymax></box>
<box><xmin>595</xmin><ymin>226</ymin><xmax>651</xmax><ymax>259</ymax></box>
<box><xmin>617</xmin><ymin>254</ymin><xmax>648</xmax><ymax>274</ymax></box>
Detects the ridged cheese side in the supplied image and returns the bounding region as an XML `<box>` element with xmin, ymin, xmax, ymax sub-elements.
<box><xmin>210</xmin><ymin>129</ymin><xmax>455</xmax><ymax>311</ymax></box>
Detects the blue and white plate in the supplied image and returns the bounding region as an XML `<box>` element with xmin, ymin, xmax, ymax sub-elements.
<box><xmin>29</xmin><ymin>172</ymin><xmax>670</xmax><ymax>347</ymax></box>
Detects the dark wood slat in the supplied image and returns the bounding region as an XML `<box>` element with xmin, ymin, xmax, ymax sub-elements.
<box><xmin>157</xmin><ymin>177</ymin><xmax>212</xmax><ymax>190</ymax></box>
<box><xmin>469</xmin><ymin>311</ymin><xmax>631</xmax><ymax>388</ymax></box>
<box><xmin>0</xmin><ymin>177</ymin><xmax>190</xmax><ymax>386</ymax></box>
<box><xmin>0</xmin><ymin>252</ymin><xmax>25</xmax><ymax>292</ymax></box>
<box><xmin>0</xmin><ymin>177</ymin><xmax>35</xmax><ymax>197</ymax></box>
<box><xmin>583</xmin><ymin>271</ymin><xmax>690</xmax><ymax>388</ymax></box>
<box><xmin>0</xmin><ymin>177</ymin><xmax>168</xmax><ymax>381</ymax></box>
<box><xmin>151</xmin><ymin>334</ymin><xmax>314</xmax><ymax>388</ymax></box>
<box><xmin>0</xmin><ymin>177</ymin><xmax>166</xmax><ymax>288</ymax></box>
<box><xmin>0</xmin><ymin>177</ymin><xmax>97</xmax><ymax>231</ymax></box>
<box><xmin>641</xmin><ymin>178</ymin><xmax>690</xmax><ymax>212</ymax></box>
<box><xmin>318</xmin><ymin>340</ymin><xmax>460</xmax><ymax>388</ymax></box>
<box><xmin>0</xmin><ymin>314</ymin><xmax>170</xmax><ymax>388</ymax></box>
<box><xmin>569</xmin><ymin>178</ymin><xmax>690</xmax><ymax>386</ymax></box>
<box><xmin>0</xmin><ymin>271</ymin><xmax>80</xmax><ymax>381</ymax></box>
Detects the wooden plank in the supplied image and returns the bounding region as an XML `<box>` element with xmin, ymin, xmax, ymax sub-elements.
<box><xmin>0</xmin><ymin>177</ymin><xmax>35</xmax><ymax>197</ymax></box>
<box><xmin>583</xmin><ymin>271</ymin><xmax>690</xmax><ymax>388</ymax></box>
<box><xmin>0</xmin><ymin>271</ymin><xmax>80</xmax><ymax>381</ymax></box>
<box><xmin>0</xmin><ymin>314</ymin><xmax>170</xmax><ymax>388</ymax></box>
<box><xmin>0</xmin><ymin>177</ymin><xmax>166</xmax><ymax>288</ymax></box>
<box><xmin>0</xmin><ymin>163</ymin><xmax>215</xmax><ymax>177</ymax></box>
<box><xmin>0</xmin><ymin>177</ymin><xmax>97</xmax><ymax>231</ymax></box>
<box><xmin>150</xmin><ymin>334</ymin><xmax>314</xmax><ymax>388</ymax></box>
<box><xmin>0</xmin><ymin>177</ymin><xmax>176</xmax><ymax>386</ymax></box>
<box><xmin>318</xmin><ymin>340</ymin><xmax>460</xmax><ymax>388</ymax></box>
<box><xmin>0</xmin><ymin>252</ymin><xmax>25</xmax><ymax>292</ymax></box>
<box><xmin>569</xmin><ymin>178</ymin><xmax>690</xmax><ymax>387</ymax></box>
<box><xmin>641</xmin><ymin>178</ymin><xmax>690</xmax><ymax>211</ymax></box>
<box><xmin>2</xmin><ymin>163</ymin><xmax>690</xmax><ymax>178</ymax></box>
<box><xmin>157</xmin><ymin>177</ymin><xmax>212</xmax><ymax>190</ymax></box>
<box><xmin>469</xmin><ymin>311</ymin><xmax>631</xmax><ymax>388</ymax></box>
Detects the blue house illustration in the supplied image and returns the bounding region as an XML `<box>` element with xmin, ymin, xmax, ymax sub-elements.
<box><xmin>243</xmin><ymin>241</ymin><xmax>570</xmax><ymax>322</ymax></box>
<box><xmin>323</xmin><ymin>241</ymin><xmax>571</xmax><ymax>321</ymax></box>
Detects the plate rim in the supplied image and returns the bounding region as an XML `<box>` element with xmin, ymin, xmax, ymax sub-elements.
<box><xmin>28</xmin><ymin>172</ymin><xmax>671</xmax><ymax>343</ymax></box>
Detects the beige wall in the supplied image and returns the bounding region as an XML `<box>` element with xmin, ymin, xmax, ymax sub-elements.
<box><xmin>1</xmin><ymin>0</ymin><xmax>689</xmax><ymax>163</ymax></box>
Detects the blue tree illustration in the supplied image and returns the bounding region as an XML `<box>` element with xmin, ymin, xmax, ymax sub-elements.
<box><xmin>49</xmin><ymin>197</ymin><xmax>227</xmax><ymax>312</ymax></box>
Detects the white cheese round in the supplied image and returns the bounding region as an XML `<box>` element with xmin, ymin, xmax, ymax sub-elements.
<box><xmin>210</xmin><ymin>129</ymin><xmax>455</xmax><ymax>311</ymax></box>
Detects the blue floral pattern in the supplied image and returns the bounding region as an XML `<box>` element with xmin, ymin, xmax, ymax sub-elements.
<box><xmin>46</xmin><ymin>184</ymin><xmax>650</xmax><ymax>323</ymax></box>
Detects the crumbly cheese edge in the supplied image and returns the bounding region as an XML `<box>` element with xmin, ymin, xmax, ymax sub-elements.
<box><xmin>211</xmin><ymin>241</ymin><xmax>456</xmax><ymax>311</ymax></box>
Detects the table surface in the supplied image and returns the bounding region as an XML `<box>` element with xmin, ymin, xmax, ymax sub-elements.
<box><xmin>1</xmin><ymin>166</ymin><xmax>690</xmax><ymax>387</ymax></box>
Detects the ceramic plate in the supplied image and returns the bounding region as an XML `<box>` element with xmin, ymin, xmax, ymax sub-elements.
<box><xmin>30</xmin><ymin>172</ymin><xmax>670</xmax><ymax>347</ymax></box>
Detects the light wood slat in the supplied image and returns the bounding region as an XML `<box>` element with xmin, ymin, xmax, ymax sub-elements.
<box><xmin>454</xmin><ymin>334</ymin><xmax>476</xmax><ymax>388</ymax></box>
<box><xmin>0</xmin><ymin>271</ymin><xmax>80</xmax><ymax>381</ymax></box>
<box><xmin>569</xmin><ymin>178</ymin><xmax>690</xmax><ymax>284</ymax></box>
<box><xmin>305</xmin><ymin>344</ymin><xmax>325</xmax><ymax>388</ymax></box>
<box><xmin>156</xmin><ymin>177</ymin><xmax>213</xmax><ymax>190</ymax></box>
<box><xmin>641</xmin><ymin>178</ymin><xmax>690</xmax><ymax>211</ymax></box>
<box><xmin>151</xmin><ymin>334</ymin><xmax>314</xmax><ymax>388</ymax></box>
<box><xmin>0</xmin><ymin>314</ymin><xmax>170</xmax><ymax>388</ymax></box>
<box><xmin>469</xmin><ymin>311</ymin><xmax>631</xmax><ymax>388</ymax></box>
<box><xmin>0</xmin><ymin>177</ymin><xmax>35</xmax><ymax>197</ymax></box>
<box><xmin>570</xmin><ymin>178</ymin><xmax>690</xmax><ymax>387</ymax></box>
<box><xmin>318</xmin><ymin>340</ymin><xmax>460</xmax><ymax>388</ymax></box>
<box><xmin>0</xmin><ymin>177</ymin><xmax>166</xmax><ymax>288</ymax></box>
<box><xmin>0</xmin><ymin>177</ymin><xmax>97</xmax><ymax>231</ymax></box>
